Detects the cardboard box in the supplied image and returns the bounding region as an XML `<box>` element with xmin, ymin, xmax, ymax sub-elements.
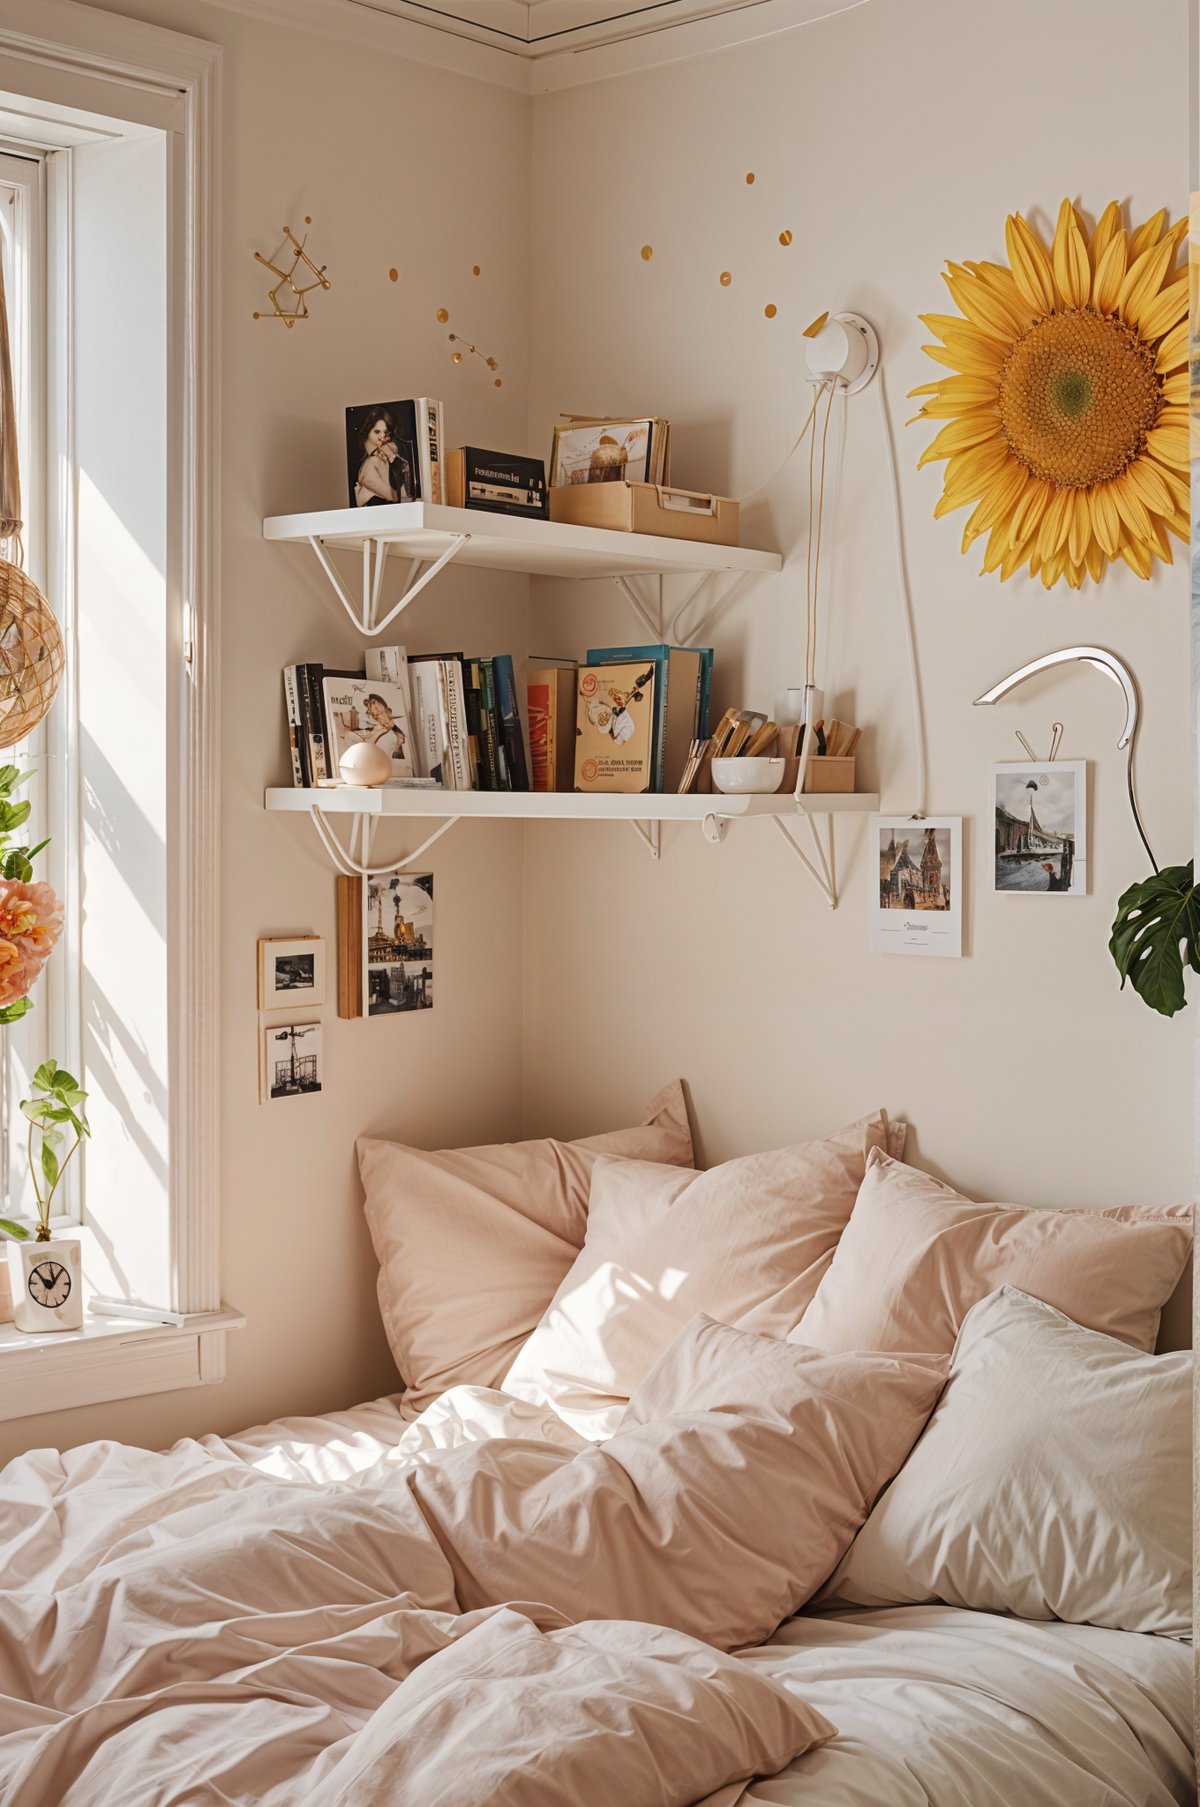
<box><xmin>802</xmin><ymin>756</ymin><xmax>855</xmax><ymax>794</ymax></box>
<box><xmin>550</xmin><ymin>481</ymin><xmax>739</xmax><ymax>547</ymax></box>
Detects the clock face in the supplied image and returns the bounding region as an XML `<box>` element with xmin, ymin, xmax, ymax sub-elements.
<box><xmin>28</xmin><ymin>1259</ymin><xmax>72</xmax><ymax>1309</ymax></box>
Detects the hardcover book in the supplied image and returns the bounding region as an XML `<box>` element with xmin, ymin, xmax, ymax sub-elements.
<box><xmin>345</xmin><ymin>399</ymin><xmax>443</xmax><ymax>509</ymax></box>
<box><xmin>445</xmin><ymin>447</ymin><xmax>548</xmax><ymax>518</ymax></box>
<box><xmin>322</xmin><ymin>674</ymin><xmax>414</xmax><ymax>783</ymax></box>
<box><xmin>527</xmin><ymin>666</ymin><xmax>577</xmax><ymax>792</ymax></box>
<box><xmin>585</xmin><ymin>643</ymin><xmax>706</xmax><ymax>792</ymax></box>
<box><xmin>574</xmin><ymin>662</ymin><xmax>656</xmax><ymax>793</ymax></box>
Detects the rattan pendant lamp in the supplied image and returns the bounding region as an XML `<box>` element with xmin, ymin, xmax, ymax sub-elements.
<box><xmin>0</xmin><ymin>249</ymin><xmax>62</xmax><ymax>747</ymax></box>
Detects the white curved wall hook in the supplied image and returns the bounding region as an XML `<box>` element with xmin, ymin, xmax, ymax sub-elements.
<box><xmin>973</xmin><ymin>643</ymin><xmax>1155</xmax><ymax>872</ymax></box>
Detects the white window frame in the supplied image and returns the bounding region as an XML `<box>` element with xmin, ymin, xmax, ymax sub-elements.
<box><xmin>0</xmin><ymin>2</ymin><xmax>234</xmax><ymax>1421</ymax></box>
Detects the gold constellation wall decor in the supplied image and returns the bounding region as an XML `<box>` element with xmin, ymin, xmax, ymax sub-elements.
<box><xmin>253</xmin><ymin>218</ymin><xmax>332</xmax><ymax>327</ymax></box>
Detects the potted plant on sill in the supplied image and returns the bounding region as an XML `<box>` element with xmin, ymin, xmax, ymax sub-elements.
<box><xmin>1</xmin><ymin>1063</ymin><xmax>89</xmax><ymax>1331</ymax></box>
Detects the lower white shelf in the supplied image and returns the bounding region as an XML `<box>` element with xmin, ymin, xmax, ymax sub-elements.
<box><xmin>265</xmin><ymin>786</ymin><xmax>880</xmax><ymax>907</ymax></box>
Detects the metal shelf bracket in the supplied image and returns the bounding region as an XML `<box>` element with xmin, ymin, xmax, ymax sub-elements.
<box><xmin>311</xmin><ymin>805</ymin><xmax>459</xmax><ymax>877</ymax></box>
<box><xmin>772</xmin><ymin>806</ymin><xmax>839</xmax><ymax>907</ymax></box>
<box><xmin>306</xmin><ymin>533</ymin><xmax>470</xmax><ymax>637</ymax></box>
<box><xmin>611</xmin><ymin>569</ymin><xmax>755</xmax><ymax>644</ymax></box>
<box><xmin>628</xmin><ymin>820</ymin><xmax>661</xmax><ymax>860</ymax></box>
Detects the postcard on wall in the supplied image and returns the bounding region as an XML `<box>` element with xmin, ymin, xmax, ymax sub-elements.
<box><xmin>870</xmin><ymin>816</ymin><xmax>963</xmax><ymax>958</ymax></box>
<box><xmin>258</xmin><ymin>935</ymin><xmax>326</xmax><ymax>1010</ymax></box>
<box><xmin>262</xmin><ymin>1021</ymin><xmax>323</xmax><ymax>1102</ymax></box>
<box><xmin>991</xmin><ymin>761</ymin><xmax>1086</xmax><ymax>895</ymax></box>
<box><xmin>364</xmin><ymin>872</ymin><xmax>434</xmax><ymax>1017</ymax></box>
<box><xmin>322</xmin><ymin>674</ymin><xmax>414</xmax><ymax>783</ymax></box>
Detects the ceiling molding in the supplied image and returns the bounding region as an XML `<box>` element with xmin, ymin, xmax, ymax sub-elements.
<box><xmin>192</xmin><ymin>0</ymin><xmax>868</xmax><ymax>90</ymax></box>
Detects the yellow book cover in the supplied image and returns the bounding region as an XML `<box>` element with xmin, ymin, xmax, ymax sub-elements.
<box><xmin>574</xmin><ymin>662</ymin><xmax>656</xmax><ymax>792</ymax></box>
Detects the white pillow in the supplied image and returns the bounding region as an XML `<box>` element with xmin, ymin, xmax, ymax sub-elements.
<box><xmin>821</xmin><ymin>1285</ymin><xmax>1192</xmax><ymax>1638</ymax></box>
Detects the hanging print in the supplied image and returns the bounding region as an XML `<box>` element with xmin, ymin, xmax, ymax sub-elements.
<box><xmin>870</xmin><ymin>816</ymin><xmax>963</xmax><ymax>957</ymax></box>
<box><xmin>991</xmin><ymin>761</ymin><xmax>1086</xmax><ymax>895</ymax></box>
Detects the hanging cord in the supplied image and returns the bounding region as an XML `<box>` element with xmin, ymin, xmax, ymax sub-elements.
<box><xmin>1126</xmin><ymin>744</ymin><xmax>1157</xmax><ymax>874</ymax></box>
<box><xmin>806</xmin><ymin>381</ymin><xmax>838</xmax><ymax>689</ymax></box>
<box><xmin>876</xmin><ymin>372</ymin><xmax>927</xmax><ymax>820</ymax></box>
<box><xmin>735</xmin><ymin>382</ymin><xmax>825</xmax><ymax>504</ymax></box>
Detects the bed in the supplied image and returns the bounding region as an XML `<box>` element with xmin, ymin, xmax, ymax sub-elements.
<box><xmin>0</xmin><ymin>1102</ymin><xmax>1191</xmax><ymax>1804</ymax></box>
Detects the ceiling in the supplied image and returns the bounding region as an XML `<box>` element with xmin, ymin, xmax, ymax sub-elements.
<box><xmin>347</xmin><ymin>0</ymin><xmax>868</xmax><ymax>75</ymax></box>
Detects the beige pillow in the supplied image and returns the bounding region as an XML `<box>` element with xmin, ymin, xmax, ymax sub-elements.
<box><xmin>822</xmin><ymin>1286</ymin><xmax>1192</xmax><ymax>1637</ymax></box>
<box><xmin>792</xmin><ymin>1150</ymin><xmax>1191</xmax><ymax>1357</ymax></box>
<box><xmin>500</xmin><ymin>1110</ymin><xmax>906</xmax><ymax>1438</ymax></box>
<box><xmin>410</xmin><ymin>1312</ymin><xmax>947</xmax><ymax>1652</ymax></box>
<box><xmin>358</xmin><ymin>1080</ymin><xmax>693</xmax><ymax>1418</ymax></box>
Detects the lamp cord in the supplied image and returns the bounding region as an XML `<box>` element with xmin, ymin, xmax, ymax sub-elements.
<box><xmin>876</xmin><ymin>372</ymin><xmax>928</xmax><ymax>820</ymax></box>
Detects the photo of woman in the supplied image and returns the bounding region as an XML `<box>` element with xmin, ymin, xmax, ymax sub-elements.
<box><xmin>362</xmin><ymin>692</ymin><xmax>406</xmax><ymax>761</ymax></box>
<box><xmin>346</xmin><ymin>404</ymin><xmax>416</xmax><ymax>507</ymax></box>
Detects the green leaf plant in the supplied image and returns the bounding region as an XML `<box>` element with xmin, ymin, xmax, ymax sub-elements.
<box><xmin>1109</xmin><ymin>860</ymin><xmax>1200</xmax><ymax>1019</ymax></box>
<box><xmin>0</xmin><ymin>1062</ymin><xmax>90</xmax><ymax>1243</ymax></box>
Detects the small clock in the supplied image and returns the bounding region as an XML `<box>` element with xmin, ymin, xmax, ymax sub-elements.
<box><xmin>28</xmin><ymin>1259</ymin><xmax>72</xmax><ymax>1309</ymax></box>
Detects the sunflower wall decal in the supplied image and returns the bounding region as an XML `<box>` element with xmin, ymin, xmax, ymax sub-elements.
<box><xmin>910</xmin><ymin>201</ymin><xmax>1189</xmax><ymax>589</ymax></box>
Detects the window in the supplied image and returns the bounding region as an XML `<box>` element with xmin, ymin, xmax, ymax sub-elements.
<box><xmin>0</xmin><ymin>6</ymin><xmax>224</xmax><ymax>1420</ymax></box>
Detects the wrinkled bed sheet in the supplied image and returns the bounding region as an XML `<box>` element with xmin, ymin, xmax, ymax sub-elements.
<box><xmin>1</xmin><ymin>1390</ymin><xmax>1193</xmax><ymax>1807</ymax></box>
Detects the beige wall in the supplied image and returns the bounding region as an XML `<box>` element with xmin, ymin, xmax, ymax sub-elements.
<box><xmin>0</xmin><ymin>0</ymin><xmax>533</xmax><ymax>1465</ymax></box>
<box><xmin>0</xmin><ymin>0</ymin><xmax>1192</xmax><ymax>1463</ymax></box>
<box><xmin>523</xmin><ymin>0</ymin><xmax>1194</xmax><ymax>1226</ymax></box>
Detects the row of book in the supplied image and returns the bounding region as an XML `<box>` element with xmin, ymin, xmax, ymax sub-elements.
<box><xmin>283</xmin><ymin>646</ymin><xmax>528</xmax><ymax>791</ymax></box>
<box><xmin>284</xmin><ymin>639</ymin><xmax>714</xmax><ymax>795</ymax></box>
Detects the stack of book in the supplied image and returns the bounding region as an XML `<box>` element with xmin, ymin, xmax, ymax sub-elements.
<box><xmin>283</xmin><ymin>646</ymin><xmax>530</xmax><ymax>791</ymax></box>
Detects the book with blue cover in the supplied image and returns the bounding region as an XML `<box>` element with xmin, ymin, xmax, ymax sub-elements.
<box><xmin>585</xmin><ymin>643</ymin><xmax>709</xmax><ymax>792</ymax></box>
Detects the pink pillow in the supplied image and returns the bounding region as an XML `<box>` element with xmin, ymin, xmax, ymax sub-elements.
<box><xmin>792</xmin><ymin>1150</ymin><xmax>1192</xmax><ymax>1356</ymax></box>
<box><xmin>501</xmin><ymin>1110</ymin><xmax>905</xmax><ymax>1437</ymax></box>
<box><xmin>410</xmin><ymin>1312</ymin><xmax>947</xmax><ymax>1652</ymax></box>
<box><xmin>358</xmin><ymin>1081</ymin><xmax>694</xmax><ymax>1419</ymax></box>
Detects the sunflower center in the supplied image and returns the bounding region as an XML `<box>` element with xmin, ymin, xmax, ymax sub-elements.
<box><xmin>998</xmin><ymin>308</ymin><xmax>1162</xmax><ymax>488</ymax></box>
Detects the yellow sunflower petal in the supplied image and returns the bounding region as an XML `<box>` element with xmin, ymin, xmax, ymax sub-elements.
<box><xmin>1067</xmin><ymin>488</ymin><xmax>1090</xmax><ymax>567</ymax></box>
<box><xmin>961</xmin><ymin>466</ymin><xmax>1027</xmax><ymax>549</ymax></box>
<box><xmin>1135</xmin><ymin>272</ymin><xmax>1188</xmax><ymax>344</ymax></box>
<box><xmin>1148</xmin><ymin>514</ymin><xmax>1173</xmax><ymax>563</ymax></box>
<box><xmin>1128</xmin><ymin>208</ymin><xmax>1167</xmax><ymax>261</ymax></box>
<box><xmin>1120</xmin><ymin>458</ymin><xmax>1173</xmax><ymax>517</ymax></box>
<box><xmin>1091</xmin><ymin>232</ymin><xmax>1128</xmax><ymax>314</ymax></box>
<box><xmin>942</xmin><ymin>271</ymin><xmax>1024</xmax><ymax>341</ymax></box>
<box><xmin>1144</xmin><ymin>423</ymin><xmax>1189</xmax><ymax>467</ymax></box>
<box><xmin>1143</xmin><ymin>457</ymin><xmax>1189</xmax><ymax>510</ymax></box>
<box><xmin>963</xmin><ymin>260</ymin><xmax>1039</xmax><ymax>327</ymax></box>
<box><xmin>1010</xmin><ymin>477</ymin><xmax>1054</xmax><ymax>544</ymax></box>
<box><xmin>1161</xmin><ymin>371</ymin><xmax>1189</xmax><ymax>404</ymax></box>
<box><xmin>1154</xmin><ymin>320</ymin><xmax>1188</xmax><ymax>372</ymax></box>
<box><xmin>1088</xmin><ymin>201</ymin><xmax>1124</xmax><ymax>266</ymax></box>
<box><xmin>921</xmin><ymin>338</ymin><xmax>1007</xmax><ymax>378</ymax></box>
<box><xmin>917</xmin><ymin>412</ymin><xmax>1003</xmax><ymax>467</ymax></box>
<box><xmin>980</xmin><ymin>520</ymin><xmax>1017</xmax><ymax>574</ymax></box>
<box><xmin>1118</xmin><ymin>533</ymin><xmax>1153</xmax><ymax>580</ymax></box>
<box><xmin>1036</xmin><ymin>488</ymin><xmax>1074</xmax><ymax>561</ymax></box>
<box><xmin>1040</xmin><ymin>550</ymin><xmax>1068</xmax><ymax>589</ymax></box>
<box><xmin>938</xmin><ymin>442</ymin><xmax>1013</xmax><ymax>504</ymax></box>
<box><xmin>1052</xmin><ymin>199</ymin><xmax>1090</xmax><ymax>308</ymax></box>
<box><xmin>1084</xmin><ymin>540</ymin><xmax>1107</xmax><ymax>585</ymax></box>
<box><xmin>907</xmin><ymin>374</ymin><xmax>999</xmax><ymax>405</ymax></box>
<box><xmin>1088</xmin><ymin>482</ymin><xmax>1121</xmax><ymax>557</ymax></box>
<box><xmin>1109</xmin><ymin>472</ymin><xmax>1154</xmax><ymax>543</ymax></box>
<box><xmin>1116</xmin><ymin>236</ymin><xmax>1175</xmax><ymax>331</ymax></box>
<box><xmin>1005</xmin><ymin>213</ymin><xmax>1056</xmax><ymax>316</ymax></box>
<box><xmin>1166</xmin><ymin>508</ymin><xmax>1189</xmax><ymax>543</ymax></box>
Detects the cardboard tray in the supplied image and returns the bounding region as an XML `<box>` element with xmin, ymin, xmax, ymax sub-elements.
<box><xmin>549</xmin><ymin>481</ymin><xmax>739</xmax><ymax>546</ymax></box>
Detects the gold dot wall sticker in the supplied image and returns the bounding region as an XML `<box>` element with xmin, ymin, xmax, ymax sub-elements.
<box><xmin>252</xmin><ymin>216</ymin><xmax>332</xmax><ymax>327</ymax></box>
<box><xmin>909</xmin><ymin>198</ymin><xmax>1189</xmax><ymax>589</ymax></box>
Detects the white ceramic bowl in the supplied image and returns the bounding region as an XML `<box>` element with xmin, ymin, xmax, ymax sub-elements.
<box><xmin>711</xmin><ymin>756</ymin><xmax>785</xmax><ymax>795</ymax></box>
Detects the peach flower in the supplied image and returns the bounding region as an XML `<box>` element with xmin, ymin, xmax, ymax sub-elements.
<box><xmin>0</xmin><ymin>878</ymin><xmax>64</xmax><ymax>1006</ymax></box>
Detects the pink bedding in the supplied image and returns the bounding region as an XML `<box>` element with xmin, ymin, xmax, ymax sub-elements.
<box><xmin>0</xmin><ymin>1376</ymin><xmax>839</xmax><ymax>1805</ymax></box>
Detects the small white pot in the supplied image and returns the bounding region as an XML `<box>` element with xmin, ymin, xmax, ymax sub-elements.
<box><xmin>7</xmin><ymin>1237</ymin><xmax>83</xmax><ymax>1332</ymax></box>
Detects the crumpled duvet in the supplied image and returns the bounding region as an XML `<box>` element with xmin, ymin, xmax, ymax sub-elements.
<box><xmin>0</xmin><ymin>1388</ymin><xmax>834</xmax><ymax>1806</ymax></box>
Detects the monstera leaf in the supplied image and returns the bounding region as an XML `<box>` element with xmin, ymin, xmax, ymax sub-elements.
<box><xmin>1109</xmin><ymin>862</ymin><xmax>1200</xmax><ymax>1018</ymax></box>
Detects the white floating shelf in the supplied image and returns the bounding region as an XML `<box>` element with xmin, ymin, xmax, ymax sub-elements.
<box><xmin>265</xmin><ymin>787</ymin><xmax>876</xmax><ymax>820</ymax></box>
<box><xmin>263</xmin><ymin>502</ymin><xmax>782</xmax><ymax>580</ymax></box>
<box><xmin>262</xmin><ymin>502</ymin><xmax>781</xmax><ymax>640</ymax></box>
<box><xmin>265</xmin><ymin>787</ymin><xmax>879</xmax><ymax>907</ymax></box>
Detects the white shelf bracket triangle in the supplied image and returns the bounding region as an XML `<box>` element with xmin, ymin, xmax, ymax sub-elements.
<box><xmin>628</xmin><ymin>819</ymin><xmax>661</xmax><ymax>860</ymax></box>
<box><xmin>311</xmin><ymin>805</ymin><xmax>460</xmax><ymax>877</ymax></box>
<box><xmin>306</xmin><ymin>533</ymin><xmax>470</xmax><ymax>637</ymax></box>
<box><xmin>772</xmin><ymin>805</ymin><xmax>839</xmax><ymax>907</ymax></box>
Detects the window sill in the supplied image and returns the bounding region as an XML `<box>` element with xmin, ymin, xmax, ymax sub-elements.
<box><xmin>0</xmin><ymin>1306</ymin><xmax>244</xmax><ymax>1421</ymax></box>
